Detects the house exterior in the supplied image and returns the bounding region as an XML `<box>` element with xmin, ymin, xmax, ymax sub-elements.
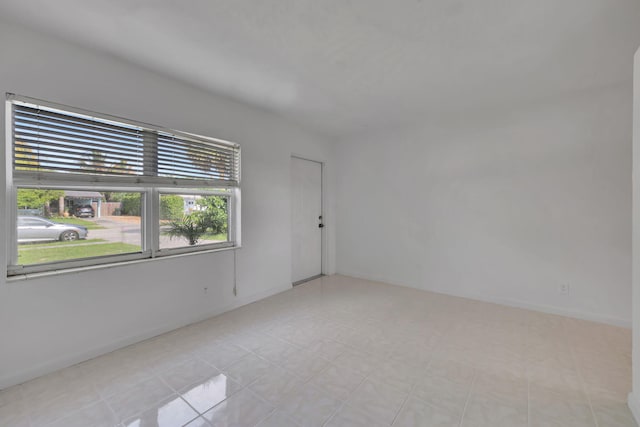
<box><xmin>60</xmin><ymin>191</ymin><xmax>104</xmax><ymax>218</ymax></box>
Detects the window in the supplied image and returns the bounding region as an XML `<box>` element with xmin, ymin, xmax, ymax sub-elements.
<box><xmin>16</xmin><ymin>189</ymin><xmax>143</xmax><ymax>267</ymax></box>
<box><xmin>159</xmin><ymin>191</ymin><xmax>230</xmax><ymax>249</ymax></box>
<box><xmin>7</xmin><ymin>94</ymin><xmax>241</xmax><ymax>275</ymax></box>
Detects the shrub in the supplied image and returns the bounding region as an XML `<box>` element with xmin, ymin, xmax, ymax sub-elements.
<box><xmin>166</xmin><ymin>214</ymin><xmax>208</xmax><ymax>246</ymax></box>
<box><xmin>195</xmin><ymin>196</ymin><xmax>228</xmax><ymax>234</ymax></box>
<box><xmin>160</xmin><ymin>195</ymin><xmax>184</xmax><ymax>221</ymax></box>
<box><xmin>120</xmin><ymin>193</ymin><xmax>141</xmax><ymax>216</ymax></box>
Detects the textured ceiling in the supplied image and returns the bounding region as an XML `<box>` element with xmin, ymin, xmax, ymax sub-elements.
<box><xmin>1</xmin><ymin>0</ymin><xmax>640</xmax><ymax>137</ymax></box>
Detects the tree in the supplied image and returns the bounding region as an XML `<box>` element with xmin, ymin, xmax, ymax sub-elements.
<box><xmin>195</xmin><ymin>196</ymin><xmax>228</xmax><ymax>235</ymax></box>
<box><xmin>82</xmin><ymin>150</ymin><xmax>112</xmax><ymax>172</ymax></box>
<box><xmin>160</xmin><ymin>195</ymin><xmax>184</xmax><ymax>221</ymax></box>
<box><xmin>186</xmin><ymin>146</ymin><xmax>222</xmax><ymax>176</ymax></box>
<box><xmin>120</xmin><ymin>193</ymin><xmax>141</xmax><ymax>216</ymax></box>
<box><xmin>17</xmin><ymin>189</ymin><xmax>64</xmax><ymax>216</ymax></box>
<box><xmin>14</xmin><ymin>145</ymin><xmax>40</xmax><ymax>171</ymax></box>
<box><xmin>166</xmin><ymin>214</ymin><xmax>208</xmax><ymax>246</ymax></box>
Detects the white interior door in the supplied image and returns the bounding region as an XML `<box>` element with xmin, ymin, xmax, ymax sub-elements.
<box><xmin>291</xmin><ymin>156</ymin><xmax>323</xmax><ymax>284</ymax></box>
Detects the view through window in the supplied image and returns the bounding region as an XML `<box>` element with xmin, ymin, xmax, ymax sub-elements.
<box><xmin>16</xmin><ymin>189</ymin><xmax>142</xmax><ymax>266</ymax></box>
<box><xmin>159</xmin><ymin>193</ymin><xmax>229</xmax><ymax>249</ymax></box>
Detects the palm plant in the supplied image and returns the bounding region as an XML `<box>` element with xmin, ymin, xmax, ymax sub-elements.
<box><xmin>166</xmin><ymin>214</ymin><xmax>208</xmax><ymax>246</ymax></box>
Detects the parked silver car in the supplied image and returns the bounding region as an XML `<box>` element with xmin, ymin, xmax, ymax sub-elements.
<box><xmin>17</xmin><ymin>216</ymin><xmax>88</xmax><ymax>243</ymax></box>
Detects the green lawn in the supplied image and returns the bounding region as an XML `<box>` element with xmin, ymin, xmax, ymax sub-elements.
<box><xmin>18</xmin><ymin>242</ymin><xmax>141</xmax><ymax>265</ymax></box>
<box><xmin>49</xmin><ymin>217</ymin><xmax>105</xmax><ymax>229</ymax></box>
<box><xmin>19</xmin><ymin>239</ymin><xmax>107</xmax><ymax>249</ymax></box>
<box><xmin>160</xmin><ymin>230</ymin><xmax>227</xmax><ymax>242</ymax></box>
<box><xmin>202</xmin><ymin>232</ymin><xmax>227</xmax><ymax>241</ymax></box>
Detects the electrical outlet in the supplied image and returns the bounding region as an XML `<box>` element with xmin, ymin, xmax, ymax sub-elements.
<box><xmin>558</xmin><ymin>284</ymin><xmax>570</xmax><ymax>295</ymax></box>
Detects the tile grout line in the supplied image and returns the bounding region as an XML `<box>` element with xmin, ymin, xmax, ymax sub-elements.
<box><xmin>388</xmin><ymin>350</ymin><xmax>439</xmax><ymax>426</ymax></box>
<box><xmin>526</xmin><ymin>361</ymin><xmax>530</xmax><ymax>426</ymax></box>
<box><xmin>157</xmin><ymin>371</ymin><xmax>212</xmax><ymax>418</ymax></box>
<box><xmin>100</xmin><ymin>397</ymin><xmax>121</xmax><ymax>426</ymax></box>
<box><xmin>251</xmin><ymin>407</ymin><xmax>278</xmax><ymax>427</ymax></box>
<box><xmin>209</xmin><ymin>328</ymin><xmax>354</xmax><ymax>426</ymax></box>
<box><xmin>457</xmin><ymin>371</ymin><xmax>478</xmax><ymax>427</ymax></box>
<box><xmin>320</xmin><ymin>354</ymin><xmax>387</xmax><ymax>427</ymax></box>
<box><xmin>322</xmin><ymin>401</ymin><xmax>347</xmax><ymax>427</ymax></box>
<box><xmin>526</xmin><ymin>316</ymin><xmax>531</xmax><ymax>427</ymax></box>
<box><xmin>390</xmin><ymin>381</ymin><xmax>417</xmax><ymax>426</ymax></box>
<box><xmin>30</xmin><ymin>381</ymin><xmax>109</xmax><ymax>426</ymax></box>
<box><xmin>563</xmin><ymin>319</ymin><xmax>600</xmax><ymax>427</ymax></box>
<box><xmin>153</xmin><ymin>374</ymin><xmax>205</xmax><ymax>423</ymax></box>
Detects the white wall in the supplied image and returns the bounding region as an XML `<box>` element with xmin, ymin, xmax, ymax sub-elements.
<box><xmin>0</xmin><ymin>22</ymin><xmax>336</xmax><ymax>389</ymax></box>
<box><xmin>629</xmin><ymin>47</ymin><xmax>640</xmax><ymax>423</ymax></box>
<box><xmin>336</xmin><ymin>83</ymin><xmax>632</xmax><ymax>327</ymax></box>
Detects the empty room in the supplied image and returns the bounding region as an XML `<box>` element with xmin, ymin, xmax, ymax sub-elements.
<box><xmin>2</xmin><ymin>1</ymin><xmax>640</xmax><ymax>426</ymax></box>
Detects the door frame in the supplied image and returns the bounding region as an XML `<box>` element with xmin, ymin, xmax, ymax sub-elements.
<box><xmin>291</xmin><ymin>154</ymin><xmax>325</xmax><ymax>284</ymax></box>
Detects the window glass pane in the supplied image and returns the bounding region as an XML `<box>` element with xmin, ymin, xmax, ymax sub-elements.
<box><xmin>16</xmin><ymin>188</ymin><xmax>143</xmax><ymax>266</ymax></box>
<box><xmin>159</xmin><ymin>193</ymin><xmax>229</xmax><ymax>249</ymax></box>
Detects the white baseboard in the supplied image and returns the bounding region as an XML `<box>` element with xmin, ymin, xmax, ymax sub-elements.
<box><xmin>0</xmin><ymin>283</ymin><xmax>292</xmax><ymax>390</ymax></box>
<box><xmin>629</xmin><ymin>392</ymin><xmax>640</xmax><ymax>425</ymax></box>
<box><xmin>336</xmin><ymin>271</ymin><xmax>631</xmax><ymax>328</ymax></box>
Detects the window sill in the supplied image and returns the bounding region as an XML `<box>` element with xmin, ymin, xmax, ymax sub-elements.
<box><xmin>6</xmin><ymin>245</ymin><xmax>241</xmax><ymax>282</ymax></box>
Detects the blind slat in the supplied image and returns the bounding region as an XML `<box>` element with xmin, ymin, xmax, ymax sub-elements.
<box><xmin>15</xmin><ymin>124</ymin><xmax>144</xmax><ymax>147</ymax></box>
<box><xmin>15</xmin><ymin>136</ymin><xmax>144</xmax><ymax>159</ymax></box>
<box><xmin>15</xmin><ymin>115</ymin><xmax>143</xmax><ymax>143</ymax></box>
<box><xmin>14</xmin><ymin>105</ymin><xmax>143</xmax><ymax>138</ymax></box>
<box><xmin>157</xmin><ymin>154</ymin><xmax>233</xmax><ymax>170</ymax></box>
<box><xmin>16</xmin><ymin>150</ymin><xmax>143</xmax><ymax>174</ymax></box>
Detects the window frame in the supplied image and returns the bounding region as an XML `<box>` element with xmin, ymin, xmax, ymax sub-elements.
<box><xmin>6</xmin><ymin>94</ymin><xmax>241</xmax><ymax>277</ymax></box>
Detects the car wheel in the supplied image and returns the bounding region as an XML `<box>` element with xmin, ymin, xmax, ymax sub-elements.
<box><xmin>60</xmin><ymin>230</ymin><xmax>79</xmax><ymax>241</ymax></box>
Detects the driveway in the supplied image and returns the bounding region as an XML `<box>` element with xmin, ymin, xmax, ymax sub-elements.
<box><xmin>90</xmin><ymin>216</ymin><xmax>141</xmax><ymax>246</ymax></box>
<box><xmin>87</xmin><ymin>216</ymin><xmax>223</xmax><ymax>249</ymax></box>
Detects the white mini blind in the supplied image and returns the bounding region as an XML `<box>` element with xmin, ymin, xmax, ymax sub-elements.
<box><xmin>11</xmin><ymin>99</ymin><xmax>240</xmax><ymax>187</ymax></box>
<box><xmin>13</xmin><ymin>104</ymin><xmax>146</xmax><ymax>176</ymax></box>
<box><xmin>157</xmin><ymin>132</ymin><xmax>239</xmax><ymax>183</ymax></box>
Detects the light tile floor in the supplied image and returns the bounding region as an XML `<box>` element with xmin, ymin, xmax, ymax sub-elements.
<box><xmin>0</xmin><ymin>275</ymin><xmax>636</xmax><ymax>427</ymax></box>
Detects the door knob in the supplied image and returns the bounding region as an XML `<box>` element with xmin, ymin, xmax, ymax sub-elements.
<box><xmin>318</xmin><ymin>224</ymin><xmax>324</xmax><ymax>228</ymax></box>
